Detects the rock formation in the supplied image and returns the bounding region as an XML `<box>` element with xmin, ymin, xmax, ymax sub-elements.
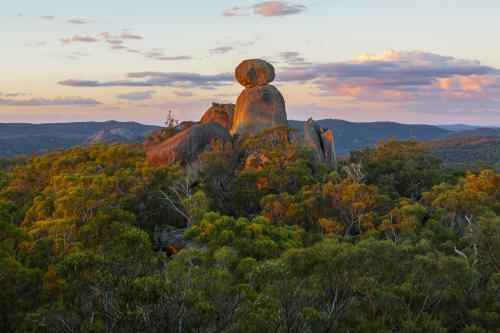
<box><xmin>200</xmin><ymin>103</ymin><xmax>235</xmax><ymax>132</ymax></box>
<box><xmin>145</xmin><ymin>59</ymin><xmax>337</xmax><ymax>170</ymax></box>
<box><xmin>231</xmin><ymin>59</ymin><xmax>287</xmax><ymax>136</ymax></box>
<box><xmin>303</xmin><ymin>118</ymin><xmax>337</xmax><ymax>169</ymax></box>
<box><xmin>145</xmin><ymin>122</ymin><xmax>231</xmax><ymax>167</ymax></box>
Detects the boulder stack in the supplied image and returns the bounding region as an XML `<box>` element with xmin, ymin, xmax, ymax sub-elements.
<box><xmin>145</xmin><ymin>59</ymin><xmax>337</xmax><ymax>170</ymax></box>
<box><xmin>231</xmin><ymin>59</ymin><xmax>287</xmax><ymax>136</ymax></box>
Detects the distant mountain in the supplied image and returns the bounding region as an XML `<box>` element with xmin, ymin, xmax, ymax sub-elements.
<box><xmin>1</xmin><ymin>119</ymin><xmax>500</xmax><ymax>159</ymax></box>
<box><xmin>438</xmin><ymin>124</ymin><xmax>500</xmax><ymax>131</ymax></box>
<box><xmin>437</xmin><ymin>124</ymin><xmax>483</xmax><ymax>131</ymax></box>
<box><xmin>0</xmin><ymin>121</ymin><xmax>159</xmax><ymax>157</ymax></box>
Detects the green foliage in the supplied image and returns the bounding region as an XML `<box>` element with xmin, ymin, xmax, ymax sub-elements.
<box><xmin>350</xmin><ymin>138</ymin><xmax>445</xmax><ymax>199</ymax></box>
<box><xmin>185</xmin><ymin>212</ymin><xmax>303</xmax><ymax>259</ymax></box>
<box><xmin>0</xmin><ymin>139</ymin><xmax>499</xmax><ymax>332</ymax></box>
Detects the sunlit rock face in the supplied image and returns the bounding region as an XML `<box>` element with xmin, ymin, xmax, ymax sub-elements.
<box><xmin>231</xmin><ymin>85</ymin><xmax>287</xmax><ymax>136</ymax></box>
<box><xmin>231</xmin><ymin>59</ymin><xmax>287</xmax><ymax>136</ymax></box>
<box><xmin>145</xmin><ymin>122</ymin><xmax>231</xmax><ymax>167</ymax></box>
<box><xmin>235</xmin><ymin>59</ymin><xmax>275</xmax><ymax>88</ymax></box>
<box><xmin>200</xmin><ymin>103</ymin><xmax>235</xmax><ymax>132</ymax></box>
<box><xmin>303</xmin><ymin>118</ymin><xmax>337</xmax><ymax>169</ymax></box>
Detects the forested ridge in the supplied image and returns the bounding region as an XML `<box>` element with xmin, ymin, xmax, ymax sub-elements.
<box><xmin>1</xmin><ymin>126</ymin><xmax>499</xmax><ymax>332</ymax></box>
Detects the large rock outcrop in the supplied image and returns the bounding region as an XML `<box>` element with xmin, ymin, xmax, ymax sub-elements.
<box><xmin>145</xmin><ymin>59</ymin><xmax>336</xmax><ymax>171</ymax></box>
<box><xmin>200</xmin><ymin>103</ymin><xmax>235</xmax><ymax>132</ymax></box>
<box><xmin>231</xmin><ymin>59</ymin><xmax>287</xmax><ymax>136</ymax></box>
<box><xmin>231</xmin><ymin>85</ymin><xmax>287</xmax><ymax>135</ymax></box>
<box><xmin>146</xmin><ymin>122</ymin><xmax>231</xmax><ymax>167</ymax></box>
<box><xmin>235</xmin><ymin>59</ymin><xmax>275</xmax><ymax>88</ymax></box>
<box><xmin>303</xmin><ymin>118</ymin><xmax>337</xmax><ymax>169</ymax></box>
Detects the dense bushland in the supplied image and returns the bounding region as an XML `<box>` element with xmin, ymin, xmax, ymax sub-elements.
<box><xmin>1</xmin><ymin>128</ymin><xmax>498</xmax><ymax>332</ymax></box>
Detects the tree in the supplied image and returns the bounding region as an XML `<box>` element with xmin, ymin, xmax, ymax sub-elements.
<box><xmin>184</xmin><ymin>212</ymin><xmax>303</xmax><ymax>259</ymax></box>
<box><xmin>323</xmin><ymin>178</ymin><xmax>389</xmax><ymax>236</ymax></box>
<box><xmin>350</xmin><ymin>139</ymin><xmax>444</xmax><ymax>200</ymax></box>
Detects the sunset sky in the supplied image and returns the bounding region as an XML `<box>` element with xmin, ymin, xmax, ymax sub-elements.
<box><xmin>1</xmin><ymin>0</ymin><xmax>499</xmax><ymax>125</ymax></box>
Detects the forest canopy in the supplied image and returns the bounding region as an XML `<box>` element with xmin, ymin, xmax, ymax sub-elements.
<box><xmin>1</xmin><ymin>129</ymin><xmax>499</xmax><ymax>332</ymax></box>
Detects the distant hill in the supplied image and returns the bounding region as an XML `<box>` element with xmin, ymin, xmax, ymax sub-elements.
<box><xmin>436</xmin><ymin>124</ymin><xmax>499</xmax><ymax>131</ymax></box>
<box><xmin>0</xmin><ymin>121</ymin><xmax>159</xmax><ymax>157</ymax></box>
<box><xmin>446</xmin><ymin>127</ymin><xmax>500</xmax><ymax>138</ymax></box>
<box><xmin>290</xmin><ymin>119</ymin><xmax>451</xmax><ymax>156</ymax></box>
<box><xmin>427</xmin><ymin>136</ymin><xmax>500</xmax><ymax>163</ymax></box>
<box><xmin>437</xmin><ymin>124</ymin><xmax>484</xmax><ymax>131</ymax></box>
<box><xmin>2</xmin><ymin>119</ymin><xmax>500</xmax><ymax>159</ymax></box>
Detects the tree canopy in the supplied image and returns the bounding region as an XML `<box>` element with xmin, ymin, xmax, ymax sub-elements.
<box><xmin>0</xmin><ymin>132</ymin><xmax>499</xmax><ymax>332</ymax></box>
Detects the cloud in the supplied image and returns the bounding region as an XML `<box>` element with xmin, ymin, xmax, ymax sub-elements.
<box><xmin>22</xmin><ymin>41</ymin><xmax>48</xmax><ymax>47</ymax></box>
<box><xmin>73</xmin><ymin>35</ymin><xmax>98</xmax><ymax>43</ymax></box>
<box><xmin>157</xmin><ymin>55</ymin><xmax>191</xmax><ymax>61</ymax></box>
<box><xmin>121</xmin><ymin>31</ymin><xmax>143</xmax><ymax>40</ymax></box>
<box><xmin>254</xmin><ymin>1</ymin><xmax>306</xmax><ymax>16</ymax></box>
<box><xmin>60</xmin><ymin>35</ymin><xmax>98</xmax><ymax>45</ymax></box>
<box><xmin>210</xmin><ymin>46</ymin><xmax>234</xmax><ymax>54</ymax></box>
<box><xmin>100</xmin><ymin>31</ymin><xmax>190</xmax><ymax>60</ymax></box>
<box><xmin>279</xmin><ymin>51</ymin><xmax>309</xmax><ymax>64</ymax></box>
<box><xmin>116</xmin><ymin>90</ymin><xmax>156</xmax><ymax>100</ymax></box>
<box><xmin>50</xmin><ymin>52</ymin><xmax>90</xmax><ymax>60</ymax></box>
<box><xmin>143</xmin><ymin>50</ymin><xmax>191</xmax><ymax>61</ymax></box>
<box><xmin>64</xmin><ymin>30</ymin><xmax>190</xmax><ymax>61</ymax></box>
<box><xmin>0</xmin><ymin>95</ymin><xmax>101</xmax><ymax>106</ymax></box>
<box><xmin>223</xmin><ymin>6</ymin><xmax>248</xmax><ymax>17</ymax></box>
<box><xmin>40</xmin><ymin>15</ymin><xmax>55</xmax><ymax>20</ymax></box>
<box><xmin>224</xmin><ymin>1</ymin><xmax>307</xmax><ymax>17</ymax></box>
<box><xmin>106</xmin><ymin>39</ymin><xmax>123</xmax><ymax>45</ymax></box>
<box><xmin>67</xmin><ymin>18</ymin><xmax>93</xmax><ymax>24</ymax></box>
<box><xmin>59</xmin><ymin>71</ymin><xmax>233</xmax><ymax>88</ymax></box>
<box><xmin>60</xmin><ymin>38</ymin><xmax>72</xmax><ymax>45</ymax></box>
<box><xmin>279</xmin><ymin>50</ymin><xmax>500</xmax><ymax>103</ymax></box>
<box><xmin>0</xmin><ymin>92</ymin><xmax>30</xmax><ymax>97</ymax></box>
<box><xmin>174</xmin><ymin>91</ymin><xmax>195</xmax><ymax>97</ymax></box>
<box><xmin>99</xmin><ymin>31</ymin><xmax>143</xmax><ymax>41</ymax></box>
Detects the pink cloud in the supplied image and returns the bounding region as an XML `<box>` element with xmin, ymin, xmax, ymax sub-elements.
<box><xmin>223</xmin><ymin>1</ymin><xmax>306</xmax><ymax>17</ymax></box>
<box><xmin>61</xmin><ymin>35</ymin><xmax>98</xmax><ymax>45</ymax></box>
<box><xmin>73</xmin><ymin>35</ymin><xmax>98</xmax><ymax>43</ymax></box>
<box><xmin>280</xmin><ymin>50</ymin><xmax>500</xmax><ymax>103</ymax></box>
<box><xmin>254</xmin><ymin>1</ymin><xmax>306</xmax><ymax>17</ymax></box>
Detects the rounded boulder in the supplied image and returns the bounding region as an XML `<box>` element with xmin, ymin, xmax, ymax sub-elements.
<box><xmin>235</xmin><ymin>59</ymin><xmax>275</xmax><ymax>88</ymax></box>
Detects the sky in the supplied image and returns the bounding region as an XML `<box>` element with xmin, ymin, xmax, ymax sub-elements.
<box><xmin>1</xmin><ymin>0</ymin><xmax>499</xmax><ymax>126</ymax></box>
